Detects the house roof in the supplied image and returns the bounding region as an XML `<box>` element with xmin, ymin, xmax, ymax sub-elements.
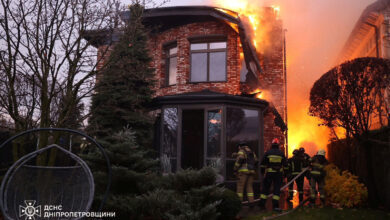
<box><xmin>152</xmin><ymin>89</ymin><xmax>287</xmax><ymax>131</ymax></box>
<box><xmin>152</xmin><ymin>89</ymin><xmax>268</xmax><ymax>108</ymax></box>
<box><xmin>83</xmin><ymin>6</ymin><xmax>263</xmax><ymax>88</ymax></box>
<box><xmin>337</xmin><ymin>0</ymin><xmax>389</xmax><ymax>63</ymax></box>
<box><xmin>121</xmin><ymin>6</ymin><xmax>240</xmax><ymax>32</ymax></box>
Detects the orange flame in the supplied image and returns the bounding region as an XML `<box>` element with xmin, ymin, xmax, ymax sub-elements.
<box><xmin>271</xmin><ymin>5</ymin><xmax>280</xmax><ymax>18</ymax></box>
<box><xmin>250</xmin><ymin>89</ymin><xmax>272</xmax><ymax>100</ymax></box>
<box><xmin>213</xmin><ymin>0</ymin><xmax>271</xmax><ymax>52</ymax></box>
<box><xmin>213</xmin><ymin>1</ymin><xmax>330</xmax><ymax>157</ymax></box>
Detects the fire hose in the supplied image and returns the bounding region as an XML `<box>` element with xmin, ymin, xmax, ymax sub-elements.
<box><xmin>241</xmin><ymin>167</ymin><xmax>310</xmax><ymax>204</ymax></box>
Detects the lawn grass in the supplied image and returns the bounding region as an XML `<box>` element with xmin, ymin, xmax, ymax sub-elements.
<box><xmin>243</xmin><ymin>207</ymin><xmax>390</xmax><ymax>220</ymax></box>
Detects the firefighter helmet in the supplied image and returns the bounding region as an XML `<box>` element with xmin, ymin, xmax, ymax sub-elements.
<box><xmin>317</xmin><ymin>149</ymin><xmax>326</xmax><ymax>156</ymax></box>
<box><xmin>271</xmin><ymin>138</ymin><xmax>280</xmax><ymax>145</ymax></box>
<box><xmin>299</xmin><ymin>147</ymin><xmax>305</xmax><ymax>153</ymax></box>
<box><xmin>293</xmin><ymin>149</ymin><xmax>299</xmax><ymax>156</ymax></box>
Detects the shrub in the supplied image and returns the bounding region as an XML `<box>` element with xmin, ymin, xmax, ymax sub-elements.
<box><xmin>135</xmin><ymin>178</ymin><xmax>224</xmax><ymax>220</ymax></box>
<box><xmin>214</xmin><ymin>189</ymin><xmax>242</xmax><ymax>220</ymax></box>
<box><xmin>168</xmin><ymin>167</ymin><xmax>217</xmax><ymax>192</ymax></box>
<box><xmin>324</xmin><ymin>164</ymin><xmax>368</xmax><ymax>207</ymax></box>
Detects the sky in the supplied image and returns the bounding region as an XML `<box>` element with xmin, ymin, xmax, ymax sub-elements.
<box><xmin>122</xmin><ymin>0</ymin><xmax>377</xmax><ymax>154</ymax></box>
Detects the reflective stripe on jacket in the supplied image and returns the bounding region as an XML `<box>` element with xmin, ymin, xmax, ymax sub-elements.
<box><xmin>287</xmin><ymin>155</ymin><xmax>305</xmax><ymax>176</ymax></box>
<box><xmin>260</xmin><ymin>148</ymin><xmax>287</xmax><ymax>173</ymax></box>
<box><xmin>234</xmin><ymin>149</ymin><xmax>257</xmax><ymax>174</ymax></box>
<box><xmin>309</xmin><ymin>155</ymin><xmax>328</xmax><ymax>176</ymax></box>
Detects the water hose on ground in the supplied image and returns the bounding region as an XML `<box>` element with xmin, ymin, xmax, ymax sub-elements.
<box><xmin>241</xmin><ymin>167</ymin><xmax>310</xmax><ymax>204</ymax></box>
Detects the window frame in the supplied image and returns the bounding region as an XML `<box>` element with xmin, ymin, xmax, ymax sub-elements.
<box><xmin>159</xmin><ymin>103</ymin><xmax>263</xmax><ymax>182</ymax></box>
<box><xmin>189</xmin><ymin>36</ymin><xmax>228</xmax><ymax>83</ymax></box>
<box><xmin>163</xmin><ymin>42</ymin><xmax>178</xmax><ymax>87</ymax></box>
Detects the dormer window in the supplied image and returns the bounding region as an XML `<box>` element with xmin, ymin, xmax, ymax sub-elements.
<box><xmin>190</xmin><ymin>41</ymin><xmax>227</xmax><ymax>82</ymax></box>
<box><xmin>165</xmin><ymin>43</ymin><xmax>178</xmax><ymax>86</ymax></box>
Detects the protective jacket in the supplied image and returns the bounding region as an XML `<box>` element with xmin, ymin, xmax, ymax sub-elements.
<box><xmin>287</xmin><ymin>154</ymin><xmax>305</xmax><ymax>176</ymax></box>
<box><xmin>309</xmin><ymin>155</ymin><xmax>328</xmax><ymax>177</ymax></box>
<box><xmin>260</xmin><ymin>148</ymin><xmax>287</xmax><ymax>173</ymax></box>
<box><xmin>234</xmin><ymin>149</ymin><xmax>257</xmax><ymax>174</ymax></box>
<box><xmin>302</xmin><ymin>153</ymin><xmax>310</xmax><ymax>167</ymax></box>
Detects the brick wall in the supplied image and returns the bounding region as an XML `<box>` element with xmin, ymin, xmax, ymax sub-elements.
<box><xmin>147</xmin><ymin>21</ymin><xmax>242</xmax><ymax>96</ymax></box>
<box><xmin>259</xmin><ymin>19</ymin><xmax>286</xmax><ymax>151</ymax></box>
<box><xmin>95</xmin><ymin>18</ymin><xmax>286</xmax><ymax>154</ymax></box>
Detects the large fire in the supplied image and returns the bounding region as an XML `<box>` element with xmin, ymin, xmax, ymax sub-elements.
<box><xmin>250</xmin><ymin>88</ymin><xmax>272</xmax><ymax>100</ymax></box>
<box><xmin>213</xmin><ymin>0</ymin><xmax>330</xmax><ymax>157</ymax></box>
<box><xmin>213</xmin><ymin>0</ymin><xmax>280</xmax><ymax>53</ymax></box>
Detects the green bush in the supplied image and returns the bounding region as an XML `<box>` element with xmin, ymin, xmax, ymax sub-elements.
<box><xmin>137</xmin><ymin>188</ymin><xmax>221</xmax><ymax>220</ymax></box>
<box><xmin>215</xmin><ymin>189</ymin><xmax>242</xmax><ymax>220</ymax></box>
<box><xmin>169</xmin><ymin>167</ymin><xmax>216</xmax><ymax>192</ymax></box>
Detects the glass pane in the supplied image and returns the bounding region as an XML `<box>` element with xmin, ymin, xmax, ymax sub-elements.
<box><xmin>191</xmin><ymin>43</ymin><xmax>207</xmax><ymax>50</ymax></box>
<box><xmin>168</xmin><ymin>57</ymin><xmax>177</xmax><ymax>85</ymax></box>
<box><xmin>226</xmin><ymin>160</ymin><xmax>236</xmax><ymax>181</ymax></box>
<box><xmin>209</xmin><ymin>52</ymin><xmax>226</xmax><ymax>81</ymax></box>
<box><xmin>162</xmin><ymin>108</ymin><xmax>178</xmax><ymax>157</ymax></box>
<box><xmin>171</xmin><ymin>159</ymin><xmax>177</xmax><ymax>173</ymax></box>
<box><xmin>161</xmin><ymin>154</ymin><xmax>177</xmax><ymax>173</ymax></box>
<box><xmin>169</xmin><ymin>47</ymin><xmax>178</xmax><ymax>55</ymax></box>
<box><xmin>181</xmin><ymin>109</ymin><xmax>204</xmax><ymax>170</ymax></box>
<box><xmin>207</xmin><ymin>159</ymin><xmax>224</xmax><ymax>183</ymax></box>
<box><xmin>210</xmin><ymin>42</ymin><xmax>227</xmax><ymax>49</ymax></box>
<box><xmin>226</xmin><ymin>108</ymin><xmax>259</xmax><ymax>159</ymax></box>
<box><xmin>240</xmin><ymin>58</ymin><xmax>248</xmax><ymax>82</ymax></box>
<box><xmin>207</xmin><ymin>109</ymin><xmax>222</xmax><ymax>158</ymax></box>
<box><xmin>191</xmin><ymin>53</ymin><xmax>207</xmax><ymax>82</ymax></box>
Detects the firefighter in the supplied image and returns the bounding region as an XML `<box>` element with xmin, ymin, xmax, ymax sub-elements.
<box><xmin>287</xmin><ymin>149</ymin><xmax>305</xmax><ymax>203</ymax></box>
<box><xmin>299</xmin><ymin>147</ymin><xmax>310</xmax><ymax>166</ymax></box>
<box><xmin>309</xmin><ymin>149</ymin><xmax>328</xmax><ymax>206</ymax></box>
<box><xmin>233</xmin><ymin>143</ymin><xmax>257</xmax><ymax>205</ymax></box>
<box><xmin>299</xmin><ymin>147</ymin><xmax>311</xmax><ymax>181</ymax></box>
<box><xmin>259</xmin><ymin>138</ymin><xmax>287</xmax><ymax>211</ymax></box>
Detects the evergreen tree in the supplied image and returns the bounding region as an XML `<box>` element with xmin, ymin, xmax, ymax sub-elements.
<box><xmin>84</xmin><ymin>127</ymin><xmax>241</xmax><ymax>219</ymax></box>
<box><xmin>84</xmin><ymin>128</ymin><xmax>159</xmax><ymax>219</ymax></box>
<box><xmin>88</xmin><ymin>3</ymin><xmax>154</xmax><ymax>147</ymax></box>
<box><xmin>84</xmin><ymin>3</ymin><xmax>242</xmax><ymax>219</ymax></box>
<box><xmin>85</xmin><ymin>4</ymin><xmax>160</xmax><ymax>218</ymax></box>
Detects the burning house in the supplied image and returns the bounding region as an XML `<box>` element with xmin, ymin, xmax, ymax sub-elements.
<box><xmin>85</xmin><ymin>6</ymin><xmax>287</xmax><ymax>187</ymax></box>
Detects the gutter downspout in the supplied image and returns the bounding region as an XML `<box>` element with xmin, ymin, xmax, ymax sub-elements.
<box><xmin>283</xmin><ymin>29</ymin><xmax>289</xmax><ymax>158</ymax></box>
<box><xmin>365</xmin><ymin>22</ymin><xmax>380</xmax><ymax>58</ymax></box>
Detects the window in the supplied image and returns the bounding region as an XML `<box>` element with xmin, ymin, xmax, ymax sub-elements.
<box><xmin>162</xmin><ymin>108</ymin><xmax>178</xmax><ymax>172</ymax></box>
<box><xmin>165</xmin><ymin>45</ymin><xmax>177</xmax><ymax>86</ymax></box>
<box><xmin>240</xmin><ymin>57</ymin><xmax>248</xmax><ymax>82</ymax></box>
<box><xmin>206</xmin><ymin>109</ymin><xmax>223</xmax><ymax>174</ymax></box>
<box><xmin>190</xmin><ymin>41</ymin><xmax>227</xmax><ymax>82</ymax></box>
<box><xmin>225</xmin><ymin>108</ymin><xmax>259</xmax><ymax>180</ymax></box>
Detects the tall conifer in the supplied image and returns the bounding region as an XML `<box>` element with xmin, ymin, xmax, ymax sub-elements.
<box><xmin>88</xmin><ymin>3</ymin><xmax>154</xmax><ymax>147</ymax></box>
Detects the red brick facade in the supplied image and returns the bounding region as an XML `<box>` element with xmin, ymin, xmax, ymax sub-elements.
<box><xmin>148</xmin><ymin>21</ymin><xmax>242</xmax><ymax>96</ymax></box>
<box><xmin>96</xmin><ymin>15</ymin><xmax>286</xmax><ymax>154</ymax></box>
<box><xmin>148</xmin><ymin>19</ymin><xmax>286</xmax><ymax>152</ymax></box>
<box><xmin>259</xmin><ymin>19</ymin><xmax>286</xmax><ymax>151</ymax></box>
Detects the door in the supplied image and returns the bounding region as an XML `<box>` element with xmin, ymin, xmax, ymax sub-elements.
<box><xmin>181</xmin><ymin>109</ymin><xmax>204</xmax><ymax>169</ymax></box>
